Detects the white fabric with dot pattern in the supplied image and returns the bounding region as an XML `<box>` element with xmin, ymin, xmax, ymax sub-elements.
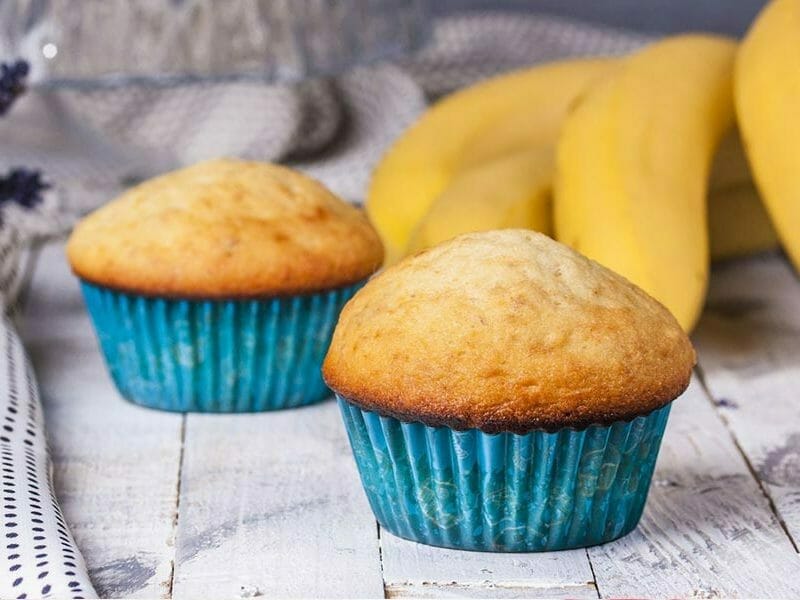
<box><xmin>0</xmin><ymin>190</ymin><xmax>95</xmax><ymax>599</ymax></box>
<box><xmin>0</xmin><ymin>319</ymin><xmax>96</xmax><ymax>599</ymax></box>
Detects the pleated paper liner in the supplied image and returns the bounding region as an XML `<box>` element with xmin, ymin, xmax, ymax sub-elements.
<box><xmin>338</xmin><ymin>395</ymin><xmax>671</xmax><ymax>552</ymax></box>
<box><xmin>80</xmin><ymin>280</ymin><xmax>364</xmax><ymax>412</ymax></box>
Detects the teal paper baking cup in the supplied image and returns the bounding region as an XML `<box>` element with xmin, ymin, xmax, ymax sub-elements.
<box><xmin>80</xmin><ymin>280</ymin><xmax>364</xmax><ymax>412</ymax></box>
<box><xmin>338</xmin><ymin>395</ymin><xmax>671</xmax><ymax>552</ymax></box>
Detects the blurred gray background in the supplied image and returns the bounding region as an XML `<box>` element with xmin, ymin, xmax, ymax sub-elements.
<box><xmin>436</xmin><ymin>0</ymin><xmax>767</xmax><ymax>35</ymax></box>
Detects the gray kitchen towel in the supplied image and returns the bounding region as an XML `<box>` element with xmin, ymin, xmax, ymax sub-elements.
<box><xmin>0</xmin><ymin>12</ymin><xmax>648</xmax><ymax>210</ymax></box>
<box><xmin>0</xmin><ymin>12</ymin><xmax>647</xmax><ymax>599</ymax></box>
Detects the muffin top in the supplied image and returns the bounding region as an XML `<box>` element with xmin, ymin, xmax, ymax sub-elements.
<box><xmin>323</xmin><ymin>230</ymin><xmax>695</xmax><ymax>433</ymax></box>
<box><xmin>67</xmin><ymin>159</ymin><xmax>384</xmax><ymax>298</ymax></box>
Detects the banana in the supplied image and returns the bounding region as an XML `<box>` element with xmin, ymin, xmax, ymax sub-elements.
<box><xmin>457</xmin><ymin>108</ymin><xmax>567</xmax><ymax>170</ymax></box>
<box><xmin>411</xmin><ymin>97</ymin><xmax>771</xmax><ymax>262</ymax></box>
<box><xmin>708</xmin><ymin>128</ymin><xmax>754</xmax><ymax>192</ymax></box>
<box><xmin>554</xmin><ymin>35</ymin><xmax>737</xmax><ymax>331</ymax></box>
<box><xmin>735</xmin><ymin>0</ymin><xmax>800</xmax><ymax>271</ymax></box>
<box><xmin>406</xmin><ymin>148</ymin><xmax>553</xmax><ymax>254</ymax></box>
<box><xmin>708</xmin><ymin>128</ymin><xmax>779</xmax><ymax>259</ymax></box>
<box><xmin>709</xmin><ymin>182</ymin><xmax>779</xmax><ymax>261</ymax></box>
<box><xmin>410</xmin><ymin>141</ymin><xmax>774</xmax><ymax>261</ymax></box>
<box><xmin>367</xmin><ymin>59</ymin><xmax>618</xmax><ymax>264</ymax></box>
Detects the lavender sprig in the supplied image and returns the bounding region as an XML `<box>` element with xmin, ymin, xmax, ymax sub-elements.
<box><xmin>0</xmin><ymin>61</ymin><xmax>53</xmax><ymax>229</ymax></box>
<box><xmin>0</xmin><ymin>168</ymin><xmax>49</xmax><ymax>211</ymax></box>
<box><xmin>0</xmin><ymin>59</ymin><xmax>29</xmax><ymax>116</ymax></box>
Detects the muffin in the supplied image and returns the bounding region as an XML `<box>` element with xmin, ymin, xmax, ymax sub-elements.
<box><xmin>68</xmin><ymin>158</ymin><xmax>383</xmax><ymax>412</ymax></box>
<box><xmin>323</xmin><ymin>229</ymin><xmax>694</xmax><ymax>552</ymax></box>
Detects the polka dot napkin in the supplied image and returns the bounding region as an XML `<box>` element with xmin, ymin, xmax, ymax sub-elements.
<box><xmin>0</xmin><ymin>319</ymin><xmax>95</xmax><ymax>599</ymax></box>
<box><xmin>0</xmin><ymin>191</ymin><xmax>94</xmax><ymax>599</ymax></box>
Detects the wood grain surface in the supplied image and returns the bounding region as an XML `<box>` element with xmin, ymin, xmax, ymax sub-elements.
<box><xmin>21</xmin><ymin>243</ymin><xmax>184</xmax><ymax>598</ymax></box>
<box><xmin>588</xmin><ymin>378</ymin><xmax>800</xmax><ymax>598</ymax></box>
<box><xmin>695</xmin><ymin>255</ymin><xmax>800</xmax><ymax>548</ymax></box>
<box><xmin>19</xmin><ymin>243</ymin><xmax>800</xmax><ymax>598</ymax></box>
<box><xmin>172</xmin><ymin>406</ymin><xmax>384</xmax><ymax>598</ymax></box>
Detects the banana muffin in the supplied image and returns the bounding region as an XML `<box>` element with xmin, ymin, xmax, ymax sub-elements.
<box><xmin>324</xmin><ymin>229</ymin><xmax>693</xmax><ymax>551</ymax></box>
<box><xmin>68</xmin><ymin>158</ymin><xmax>383</xmax><ymax>412</ymax></box>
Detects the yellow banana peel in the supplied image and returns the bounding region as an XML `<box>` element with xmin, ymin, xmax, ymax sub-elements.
<box><xmin>406</xmin><ymin>148</ymin><xmax>554</xmax><ymax>255</ymax></box>
<box><xmin>736</xmin><ymin>0</ymin><xmax>800</xmax><ymax>272</ymax></box>
<box><xmin>367</xmin><ymin>59</ymin><xmax>618</xmax><ymax>264</ymax></box>
<box><xmin>555</xmin><ymin>35</ymin><xmax>737</xmax><ymax>331</ymax></box>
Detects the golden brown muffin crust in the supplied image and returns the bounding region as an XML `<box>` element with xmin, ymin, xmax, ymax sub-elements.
<box><xmin>323</xmin><ymin>230</ymin><xmax>695</xmax><ymax>432</ymax></box>
<box><xmin>67</xmin><ymin>159</ymin><xmax>384</xmax><ymax>298</ymax></box>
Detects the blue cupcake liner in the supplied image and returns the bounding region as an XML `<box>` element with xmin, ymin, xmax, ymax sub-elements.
<box><xmin>337</xmin><ymin>395</ymin><xmax>671</xmax><ymax>552</ymax></box>
<box><xmin>80</xmin><ymin>280</ymin><xmax>364</xmax><ymax>412</ymax></box>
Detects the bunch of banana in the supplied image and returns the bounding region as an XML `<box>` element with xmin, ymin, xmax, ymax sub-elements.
<box><xmin>708</xmin><ymin>131</ymin><xmax>778</xmax><ymax>262</ymax></box>
<box><xmin>368</xmin><ymin>1</ymin><xmax>792</xmax><ymax>332</ymax></box>
<box><xmin>735</xmin><ymin>0</ymin><xmax>800</xmax><ymax>273</ymax></box>
<box><xmin>367</xmin><ymin>59</ymin><xmax>617</xmax><ymax>264</ymax></box>
<box><xmin>555</xmin><ymin>35</ymin><xmax>739</xmax><ymax>331</ymax></box>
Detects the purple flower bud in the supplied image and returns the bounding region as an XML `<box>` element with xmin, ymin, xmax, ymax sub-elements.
<box><xmin>0</xmin><ymin>59</ymin><xmax>30</xmax><ymax>116</ymax></box>
<box><xmin>0</xmin><ymin>168</ymin><xmax>49</xmax><ymax>214</ymax></box>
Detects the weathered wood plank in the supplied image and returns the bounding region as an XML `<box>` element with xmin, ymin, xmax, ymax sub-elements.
<box><xmin>381</xmin><ymin>375</ymin><xmax>800</xmax><ymax>599</ymax></box>
<box><xmin>589</xmin><ymin>376</ymin><xmax>800</xmax><ymax>598</ymax></box>
<box><xmin>171</xmin><ymin>402</ymin><xmax>384</xmax><ymax>599</ymax></box>
<box><xmin>18</xmin><ymin>244</ymin><xmax>800</xmax><ymax>599</ymax></box>
<box><xmin>694</xmin><ymin>254</ymin><xmax>800</xmax><ymax>547</ymax></box>
<box><xmin>381</xmin><ymin>530</ymin><xmax>597</xmax><ymax>599</ymax></box>
<box><xmin>20</xmin><ymin>242</ymin><xmax>184</xmax><ymax>599</ymax></box>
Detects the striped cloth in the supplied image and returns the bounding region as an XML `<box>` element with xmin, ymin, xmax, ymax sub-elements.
<box><xmin>0</xmin><ymin>12</ymin><xmax>646</xmax><ymax>599</ymax></box>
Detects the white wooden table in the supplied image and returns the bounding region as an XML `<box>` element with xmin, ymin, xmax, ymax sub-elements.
<box><xmin>17</xmin><ymin>241</ymin><xmax>800</xmax><ymax>598</ymax></box>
